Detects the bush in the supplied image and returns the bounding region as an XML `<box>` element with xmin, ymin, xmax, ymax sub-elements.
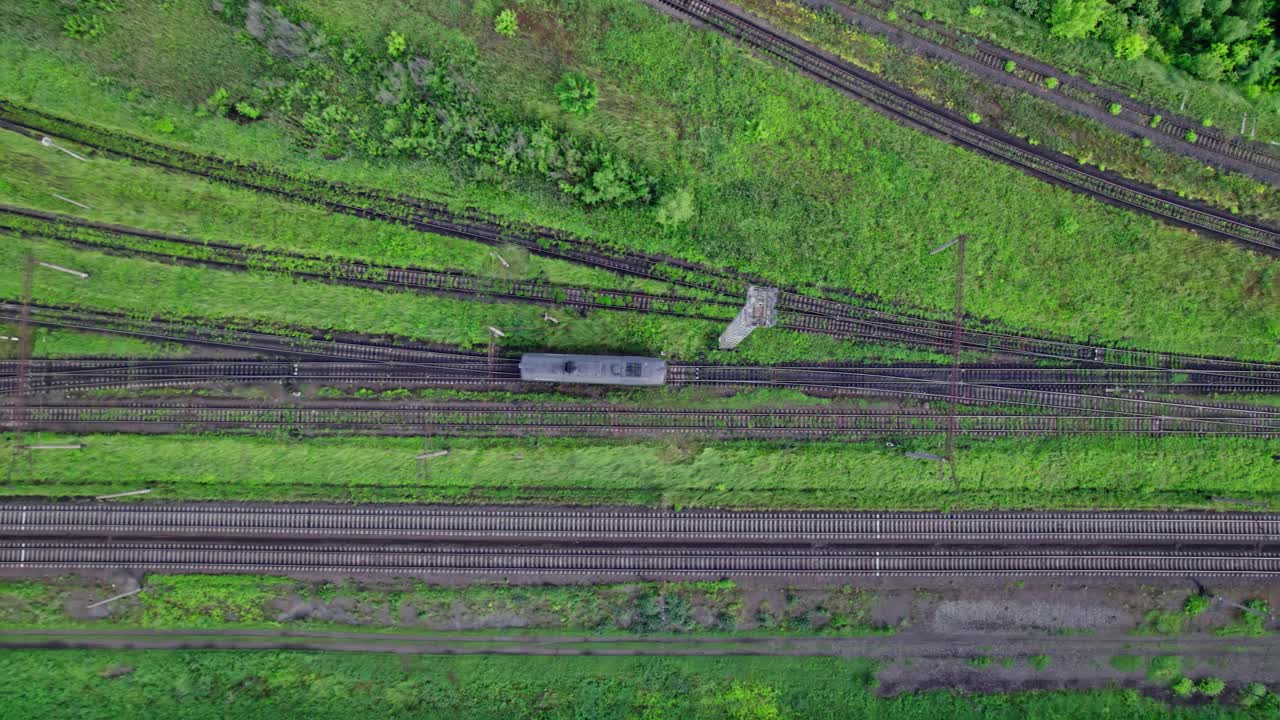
<box><xmin>1183</xmin><ymin>594</ymin><xmax>1211</xmax><ymax>616</ymax></box>
<box><xmin>1149</xmin><ymin>114</ymin><xmax>1162</xmax><ymax>128</ymax></box>
<box><xmin>967</xmin><ymin>112</ymin><xmax>982</xmax><ymax>123</ymax></box>
<box><xmin>554</xmin><ymin>73</ymin><xmax>599</xmax><ymax>115</ymax></box>
<box><xmin>385</xmin><ymin>31</ymin><xmax>406</xmax><ymax>58</ymax></box>
<box><xmin>203</xmin><ymin>87</ymin><xmax>230</xmax><ymax>116</ymax></box>
<box><xmin>886</xmin><ymin>10</ymin><xmax>899</xmax><ymax>21</ymax></box>
<box><xmin>152</xmin><ymin>118</ymin><xmax>176</xmax><ymax>134</ymax></box>
<box><xmin>1240</xmin><ymin>683</ymin><xmax>1268</xmax><ymax>707</ymax></box>
<box><xmin>1108</xmin><ymin>102</ymin><xmax>1121</xmax><ymax>115</ymax></box>
<box><xmin>1140</xmin><ymin>137</ymin><xmax>1151</xmax><ymax>147</ymax></box>
<box><xmin>656</xmin><ymin>188</ymin><xmax>695</xmax><ymax>229</ymax></box>
<box><xmin>234</xmin><ymin>102</ymin><xmax>261</xmax><ymax>120</ymax></box>
<box><xmin>1004</xmin><ymin>60</ymin><xmax>1016</xmax><ymax>72</ymax></box>
<box><xmin>1113</xmin><ymin>33</ymin><xmax>1149</xmax><ymax>60</ymax></box>
<box><xmin>494</xmin><ymin>8</ymin><xmax>518</xmax><ymax>37</ymax></box>
<box><xmin>1201</xmin><ymin>117</ymin><xmax>1213</xmax><ymax>127</ymax></box>
<box><xmin>1198</xmin><ymin>677</ymin><xmax>1226</xmax><ymax>697</ymax></box>
<box><xmin>1171</xmin><ymin>677</ymin><xmax>1195</xmax><ymax>697</ymax></box>
<box><xmin>1184</xmin><ymin>130</ymin><xmax>1198</xmax><ymax>143</ymax></box>
<box><xmin>1044</xmin><ymin>76</ymin><xmax>1059</xmax><ymax>89</ymax></box>
<box><xmin>1029</xmin><ymin>654</ymin><xmax>1050</xmax><ymax>671</ymax></box>
<box><xmin>63</xmin><ymin>14</ymin><xmax>105</xmax><ymax>40</ymax></box>
<box><xmin>968</xmin><ymin>5</ymin><xmax>986</xmax><ymax>16</ymax></box>
<box><xmin>923</xmin><ymin>10</ymin><xmax>934</xmax><ymax>20</ymax></box>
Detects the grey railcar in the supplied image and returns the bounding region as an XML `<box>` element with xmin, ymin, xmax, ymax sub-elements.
<box><xmin>519</xmin><ymin>353</ymin><xmax>667</xmax><ymax>386</ymax></box>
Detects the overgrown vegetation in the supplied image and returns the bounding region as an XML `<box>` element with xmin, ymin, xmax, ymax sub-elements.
<box><xmin>6</xmin><ymin>651</ymin><xmax>1275</xmax><ymax>720</ymax></box>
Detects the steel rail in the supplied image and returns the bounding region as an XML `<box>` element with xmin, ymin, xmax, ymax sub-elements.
<box><xmin>3</xmin><ymin>541</ymin><xmax>1278</xmax><ymax>577</ymax></box>
<box><xmin>650</xmin><ymin>0</ymin><xmax>1280</xmax><ymax>252</ymax></box>
<box><xmin>5</xmin><ymin>401</ymin><xmax>1277</xmax><ymax>436</ymax></box>
<box><xmin>4</xmin><ymin>503</ymin><xmax>1276</xmax><ymax>545</ymax></box>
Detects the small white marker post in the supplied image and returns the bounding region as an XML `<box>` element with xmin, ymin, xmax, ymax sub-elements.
<box><xmin>36</xmin><ymin>261</ymin><xmax>89</xmax><ymax>279</ymax></box>
<box><xmin>542</xmin><ymin>313</ymin><xmax>560</xmax><ymax>324</ymax></box>
<box><xmin>0</xmin><ymin>336</ymin><xmax>18</xmax><ymax>342</ymax></box>
<box><xmin>492</xmin><ymin>252</ymin><xmax>510</xmax><ymax>269</ymax></box>
<box><xmin>95</xmin><ymin>489</ymin><xmax>152</xmax><ymax>500</ymax></box>
<box><xmin>40</xmin><ymin>136</ymin><xmax>89</xmax><ymax>162</ymax></box>
<box><xmin>85</xmin><ymin>588</ymin><xmax>142</xmax><ymax>610</ymax></box>
<box><xmin>50</xmin><ymin>194</ymin><xmax>91</xmax><ymax>211</ymax></box>
<box><xmin>416</xmin><ymin>449</ymin><xmax>448</xmax><ymax>480</ymax></box>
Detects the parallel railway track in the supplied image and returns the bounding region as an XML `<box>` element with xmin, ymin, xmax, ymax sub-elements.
<box><xmin>5</xmin><ymin>503</ymin><xmax>1276</xmax><ymax>545</ymax></box>
<box><xmin>652</xmin><ymin>0</ymin><xmax>1280</xmax><ymax>253</ymax></box>
<box><xmin>5</xmin><ymin>400</ymin><xmax>1278</xmax><ymax>436</ymax></box>
<box><xmin>3</xmin><ymin>541</ymin><xmax>1277</xmax><ymax>577</ymax></box>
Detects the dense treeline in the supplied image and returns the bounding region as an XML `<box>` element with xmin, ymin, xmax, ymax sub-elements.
<box><xmin>1001</xmin><ymin>0</ymin><xmax>1278</xmax><ymax>93</ymax></box>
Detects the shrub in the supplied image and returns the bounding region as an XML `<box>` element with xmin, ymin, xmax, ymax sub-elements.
<box><xmin>1171</xmin><ymin>677</ymin><xmax>1195</xmax><ymax>697</ymax></box>
<box><xmin>1004</xmin><ymin>60</ymin><xmax>1016</xmax><ymax>72</ymax></box>
<box><xmin>1108</xmin><ymin>102</ymin><xmax>1122</xmax><ymax>115</ymax></box>
<box><xmin>152</xmin><ymin>118</ymin><xmax>175</xmax><ymax>134</ymax></box>
<box><xmin>203</xmin><ymin>87</ymin><xmax>230</xmax><ymax>116</ymax></box>
<box><xmin>494</xmin><ymin>8</ymin><xmax>518</xmax><ymax>37</ymax></box>
<box><xmin>1198</xmin><ymin>677</ymin><xmax>1226</xmax><ymax>697</ymax></box>
<box><xmin>967</xmin><ymin>656</ymin><xmax>992</xmax><ymax>668</ymax></box>
<box><xmin>1140</xmin><ymin>137</ymin><xmax>1152</xmax><ymax>147</ymax></box>
<box><xmin>63</xmin><ymin>14</ymin><xmax>105</xmax><ymax>40</ymax></box>
<box><xmin>1184</xmin><ymin>594</ymin><xmax>1211</xmax><ymax>616</ymax></box>
<box><xmin>1184</xmin><ymin>130</ymin><xmax>1198</xmax><ymax>143</ymax></box>
<box><xmin>1149</xmin><ymin>114</ymin><xmax>1162</xmax><ymax>127</ymax></box>
<box><xmin>656</xmin><ymin>188</ymin><xmax>695</xmax><ymax>228</ymax></box>
<box><xmin>1029</xmin><ymin>654</ymin><xmax>1050</xmax><ymax>671</ymax></box>
<box><xmin>967</xmin><ymin>112</ymin><xmax>982</xmax><ymax>123</ymax></box>
<box><xmin>1113</xmin><ymin>32</ymin><xmax>1149</xmax><ymax>60</ymax></box>
<box><xmin>554</xmin><ymin>72</ymin><xmax>599</xmax><ymax>115</ymax></box>
<box><xmin>923</xmin><ymin>10</ymin><xmax>934</xmax><ymax>20</ymax></box>
<box><xmin>886</xmin><ymin>10</ymin><xmax>898</xmax><ymax>21</ymax></box>
<box><xmin>385</xmin><ymin>31</ymin><xmax>406</xmax><ymax>58</ymax></box>
<box><xmin>968</xmin><ymin>5</ymin><xmax>986</xmax><ymax>16</ymax></box>
<box><xmin>1216</xmin><ymin>599</ymin><xmax>1270</xmax><ymax>636</ymax></box>
<box><xmin>1044</xmin><ymin>76</ymin><xmax>1059</xmax><ymax>89</ymax></box>
<box><xmin>1201</xmin><ymin>117</ymin><xmax>1214</xmax><ymax>127</ymax></box>
<box><xmin>234</xmin><ymin>102</ymin><xmax>261</xmax><ymax>119</ymax></box>
<box><xmin>1240</xmin><ymin>683</ymin><xmax>1268</xmax><ymax>707</ymax></box>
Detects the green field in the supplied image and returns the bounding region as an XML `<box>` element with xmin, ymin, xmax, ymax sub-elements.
<box><xmin>2</xmin><ymin>651</ymin><xmax>1274</xmax><ymax>719</ymax></box>
<box><xmin>4</xmin><ymin>431</ymin><xmax>1275</xmax><ymax>509</ymax></box>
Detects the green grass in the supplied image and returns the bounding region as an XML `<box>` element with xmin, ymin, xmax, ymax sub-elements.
<box><xmin>1216</xmin><ymin>601</ymin><xmax>1272</xmax><ymax>637</ymax></box>
<box><xmin>0</xmin><ymin>1</ymin><xmax>1276</xmax><ymax>362</ymax></box>
<box><xmin>6</xmin><ymin>651</ymin><xmax>1269</xmax><ymax>720</ymax></box>
<box><xmin>0</xmin><ymin>323</ymin><xmax>187</xmax><ymax>359</ymax></box>
<box><xmin>3</xmin><ymin>431</ymin><xmax>1276</xmax><ymax>509</ymax></box>
<box><xmin>1110</xmin><ymin>655</ymin><xmax>1144</xmax><ymax>672</ymax></box>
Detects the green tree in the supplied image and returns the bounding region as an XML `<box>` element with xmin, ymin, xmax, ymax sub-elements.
<box><xmin>494</xmin><ymin>8</ymin><xmax>518</xmax><ymax>37</ymax></box>
<box><xmin>1113</xmin><ymin>33</ymin><xmax>1150</xmax><ymax>59</ymax></box>
<box><xmin>1171</xmin><ymin>677</ymin><xmax>1195</xmax><ymax>696</ymax></box>
<box><xmin>1048</xmin><ymin>0</ymin><xmax>1108</xmax><ymax>38</ymax></box>
<box><xmin>1176</xmin><ymin>0</ymin><xmax>1204</xmax><ymax>22</ymax></box>
<box><xmin>554</xmin><ymin>72</ymin><xmax>598</xmax><ymax>115</ymax></box>
<box><xmin>1188</xmin><ymin>51</ymin><xmax>1224</xmax><ymax>80</ymax></box>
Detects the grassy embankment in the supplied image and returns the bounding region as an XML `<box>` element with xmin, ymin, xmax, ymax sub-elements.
<box><xmin>734</xmin><ymin>0</ymin><xmax>1278</xmax><ymax>218</ymax></box>
<box><xmin>0</xmin><ymin>1</ymin><xmax>1276</xmax><ymax>361</ymax></box>
<box><xmin>2</xmin><ymin>650</ymin><xmax>1274</xmax><ymax>719</ymax></box>
<box><xmin>2</xmin><ymin>431</ymin><xmax>1275</xmax><ymax>509</ymax></box>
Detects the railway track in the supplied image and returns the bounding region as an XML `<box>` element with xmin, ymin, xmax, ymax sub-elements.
<box><xmin>10</xmin><ymin>216</ymin><xmax>1280</xmax><ymax>375</ymax></box>
<box><xmin>6</xmin><ymin>359</ymin><xmax>1279</xmax><ymax>423</ymax></box>
<box><xmin>837</xmin><ymin>0</ymin><xmax>1280</xmax><ymax>182</ymax></box>
<box><xmin>5</xmin><ymin>503</ymin><xmax>1276</xmax><ymax>545</ymax></box>
<box><xmin>3</xmin><ymin>110</ymin><xmax>1278</xmax><ymax>372</ymax></box>
<box><xmin>4</xmin><ymin>400</ymin><xmax>1278</xmax><ymax>437</ymax></box>
<box><xmin>652</xmin><ymin>0</ymin><xmax>1280</xmax><ymax>253</ymax></box>
<box><xmin>2</xmin><ymin>540</ymin><xmax>1277</xmax><ymax>577</ymax></box>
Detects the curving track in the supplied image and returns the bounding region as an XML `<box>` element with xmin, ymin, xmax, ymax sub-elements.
<box><xmin>4</xmin><ymin>503</ymin><xmax>1277</xmax><ymax>545</ymax></box>
<box><xmin>651</xmin><ymin>0</ymin><xmax>1280</xmax><ymax>253</ymax></box>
